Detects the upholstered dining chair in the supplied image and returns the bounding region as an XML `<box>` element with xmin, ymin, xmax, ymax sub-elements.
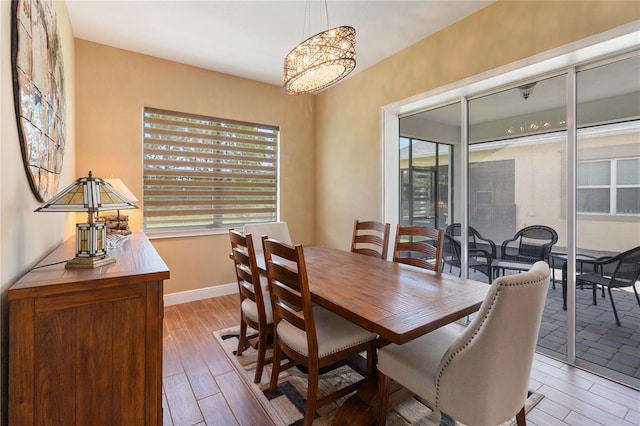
<box><xmin>244</xmin><ymin>221</ymin><xmax>292</xmax><ymax>250</ymax></box>
<box><xmin>377</xmin><ymin>261</ymin><xmax>550</xmax><ymax>426</ymax></box>
<box><xmin>262</xmin><ymin>237</ymin><xmax>378</xmax><ymax>426</ymax></box>
<box><xmin>228</xmin><ymin>229</ymin><xmax>273</xmax><ymax>383</ymax></box>
<box><xmin>351</xmin><ymin>219</ymin><xmax>391</xmax><ymax>260</ymax></box>
<box><xmin>393</xmin><ymin>224</ymin><xmax>444</xmax><ymax>271</ymax></box>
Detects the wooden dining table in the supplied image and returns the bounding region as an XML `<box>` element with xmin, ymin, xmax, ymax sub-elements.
<box><xmin>257</xmin><ymin>244</ymin><xmax>490</xmax><ymax>424</ymax></box>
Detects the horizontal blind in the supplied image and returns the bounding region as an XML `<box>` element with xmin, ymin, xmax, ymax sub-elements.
<box><xmin>143</xmin><ymin>107</ymin><xmax>279</xmax><ymax>231</ymax></box>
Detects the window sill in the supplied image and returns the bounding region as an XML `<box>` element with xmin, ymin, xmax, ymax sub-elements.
<box><xmin>145</xmin><ymin>228</ymin><xmax>229</xmax><ymax>240</ymax></box>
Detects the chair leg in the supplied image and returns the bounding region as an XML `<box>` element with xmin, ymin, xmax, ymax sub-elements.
<box><xmin>367</xmin><ymin>341</ymin><xmax>377</xmax><ymax>377</ymax></box>
<box><xmin>304</xmin><ymin>366</ymin><xmax>319</xmax><ymax>426</ymax></box>
<box><xmin>269</xmin><ymin>342</ymin><xmax>282</xmax><ymax>392</ymax></box>
<box><xmin>254</xmin><ymin>328</ymin><xmax>267</xmax><ymax>384</ymax></box>
<box><xmin>237</xmin><ymin>317</ymin><xmax>248</xmax><ymax>355</ymax></box>
<box><xmin>515</xmin><ymin>406</ymin><xmax>526</xmax><ymax>426</ymax></box>
<box><xmin>607</xmin><ymin>286</ymin><xmax>622</xmax><ymax>326</ymax></box>
<box><xmin>377</xmin><ymin>372</ymin><xmax>391</xmax><ymax>425</ymax></box>
<box><xmin>633</xmin><ymin>283</ymin><xmax>640</xmax><ymax>307</ymax></box>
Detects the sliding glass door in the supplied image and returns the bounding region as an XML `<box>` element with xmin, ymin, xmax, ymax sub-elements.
<box><xmin>396</xmin><ymin>51</ymin><xmax>640</xmax><ymax>388</ymax></box>
<box><xmin>574</xmin><ymin>55</ymin><xmax>640</xmax><ymax>383</ymax></box>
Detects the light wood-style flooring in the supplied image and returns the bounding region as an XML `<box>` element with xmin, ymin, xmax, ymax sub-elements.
<box><xmin>162</xmin><ymin>294</ymin><xmax>640</xmax><ymax>426</ymax></box>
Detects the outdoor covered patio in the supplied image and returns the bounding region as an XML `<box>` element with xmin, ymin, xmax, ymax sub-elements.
<box><xmin>455</xmin><ymin>265</ymin><xmax>640</xmax><ymax>387</ymax></box>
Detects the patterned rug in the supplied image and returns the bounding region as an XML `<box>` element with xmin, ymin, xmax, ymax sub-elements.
<box><xmin>213</xmin><ymin>327</ymin><xmax>544</xmax><ymax>426</ymax></box>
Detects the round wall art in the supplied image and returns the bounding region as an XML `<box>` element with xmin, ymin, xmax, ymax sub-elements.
<box><xmin>11</xmin><ymin>0</ymin><xmax>66</xmax><ymax>202</ymax></box>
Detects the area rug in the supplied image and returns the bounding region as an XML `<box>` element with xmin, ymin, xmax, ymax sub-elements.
<box><xmin>213</xmin><ymin>327</ymin><xmax>544</xmax><ymax>426</ymax></box>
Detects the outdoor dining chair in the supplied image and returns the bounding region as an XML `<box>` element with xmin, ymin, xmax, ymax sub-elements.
<box><xmin>442</xmin><ymin>234</ymin><xmax>492</xmax><ymax>282</ymax></box>
<box><xmin>445</xmin><ymin>223</ymin><xmax>497</xmax><ymax>261</ymax></box>
<box><xmin>576</xmin><ymin>246</ymin><xmax>640</xmax><ymax>326</ymax></box>
<box><xmin>500</xmin><ymin>225</ymin><xmax>558</xmax><ymax>263</ymax></box>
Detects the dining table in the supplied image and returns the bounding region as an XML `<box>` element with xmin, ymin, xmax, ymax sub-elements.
<box><xmin>256</xmin><ymin>244</ymin><xmax>490</xmax><ymax>424</ymax></box>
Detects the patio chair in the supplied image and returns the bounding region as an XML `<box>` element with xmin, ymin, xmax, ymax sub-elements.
<box><xmin>500</xmin><ymin>225</ymin><xmax>558</xmax><ymax>263</ymax></box>
<box><xmin>445</xmin><ymin>223</ymin><xmax>497</xmax><ymax>261</ymax></box>
<box><xmin>576</xmin><ymin>246</ymin><xmax>640</xmax><ymax>326</ymax></box>
<box><xmin>442</xmin><ymin>234</ymin><xmax>492</xmax><ymax>282</ymax></box>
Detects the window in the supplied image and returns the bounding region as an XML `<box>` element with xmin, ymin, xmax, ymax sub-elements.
<box><xmin>143</xmin><ymin>107</ymin><xmax>279</xmax><ymax>232</ymax></box>
<box><xmin>577</xmin><ymin>157</ymin><xmax>640</xmax><ymax>215</ymax></box>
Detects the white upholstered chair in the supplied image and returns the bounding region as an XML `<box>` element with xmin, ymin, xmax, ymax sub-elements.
<box><xmin>262</xmin><ymin>236</ymin><xmax>377</xmax><ymax>426</ymax></box>
<box><xmin>377</xmin><ymin>261</ymin><xmax>550</xmax><ymax>426</ymax></box>
<box><xmin>244</xmin><ymin>221</ymin><xmax>291</xmax><ymax>249</ymax></box>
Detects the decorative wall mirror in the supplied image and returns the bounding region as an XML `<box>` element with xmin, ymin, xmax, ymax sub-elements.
<box><xmin>11</xmin><ymin>0</ymin><xmax>66</xmax><ymax>202</ymax></box>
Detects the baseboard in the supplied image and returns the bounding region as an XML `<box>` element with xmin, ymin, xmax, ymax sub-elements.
<box><xmin>164</xmin><ymin>282</ymin><xmax>237</xmax><ymax>306</ymax></box>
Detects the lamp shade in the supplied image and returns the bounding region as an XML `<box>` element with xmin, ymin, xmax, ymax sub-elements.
<box><xmin>34</xmin><ymin>171</ymin><xmax>138</xmax><ymax>269</ymax></box>
<box><xmin>104</xmin><ymin>178</ymin><xmax>138</xmax><ymax>203</ymax></box>
<box><xmin>35</xmin><ymin>171</ymin><xmax>138</xmax><ymax>214</ymax></box>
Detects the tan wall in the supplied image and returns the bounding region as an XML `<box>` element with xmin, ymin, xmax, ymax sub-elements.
<box><xmin>1</xmin><ymin>1</ymin><xmax>76</xmax><ymax>422</ymax></box>
<box><xmin>315</xmin><ymin>1</ymin><xmax>640</xmax><ymax>250</ymax></box>
<box><xmin>74</xmin><ymin>40</ymin><xmax>316</xmax><ymax>295</ymax></box>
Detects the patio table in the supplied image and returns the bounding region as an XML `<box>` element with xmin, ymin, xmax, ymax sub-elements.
<box><xmin>547</xmin><ymin>252</ymin><xmax>601</xmax><ymax>310</ymax></box>
<box><xmin>490</xmin><ymin>259</ymin><xmax>532</xmax><ymax>281</ymax></box>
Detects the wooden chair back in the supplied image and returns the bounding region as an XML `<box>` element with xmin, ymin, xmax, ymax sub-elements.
<box><xmin>351</xmin><ymin>219</ymin><xmax>391</xmax><ymax>259</ymax></box>
<box><xmin>229</xmin><ymin>229</ymin><xmax>273</xmax><ymax>383</ymax></box>
<box><xmin>229</xmin><ymin>229</ymin><xmax>265</xmax><ymax>316</ymax></box>
<box><xmin>393</xmin><ymin>224</ymin><xmax>444</xmax><ymax>271</ymax></box>
<box><xmin>262</xmin><ymin>237</ymin><xmax>317</xmax><ymax>360</ymax></box>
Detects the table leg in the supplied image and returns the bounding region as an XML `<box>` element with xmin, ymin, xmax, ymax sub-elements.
<box><xmin>562</xmin><ymin>263</ymin><xmax>567</xmax><ymax>311</ymax></box>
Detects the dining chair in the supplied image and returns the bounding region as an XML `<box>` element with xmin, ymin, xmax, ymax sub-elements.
<box><xmin>393</xmin><ymin>224</ymin><xmax>444</xmax><ymax>271</ymax></box>
<box><xmin>351</xmin><ymin>219</ymin><xmax>391</xmax><ymax>260</ymax></box>
<box><xmin>228</xmin><ymin>229</ymin><xmax>273</xmax><ymax>383</ymax></box>
<box><xmin>575</xmin><ymin>246</ymin><xmax>640</xmax><ymax>326</ymax></box>
<box><xmin>377</xmin><ymin>261</ymin><xmax>550</xmax><ymax>426</ymax></box>
<box><xmin>445</xmin><ymin>223</ymin><xmax>497</xmax><ymax>262</ymax></box>
<box><xmin>244</xmin><ymin>221</ymin><xmax>292</xmax><ymax>250</ymax></box>
<box><xmin>441</xmin><ymin>234</ymin><xmax>492</xmax><ymax>282</ymax></box>
<box><xmin>500</xmin><ymin>225</ymin><xmax>558</xmax><ymax>264</ymax></box>
<box><xmin>262</xmin><ymin>236</ymin><xmax>378</xmax><ymax>426</ymax></box>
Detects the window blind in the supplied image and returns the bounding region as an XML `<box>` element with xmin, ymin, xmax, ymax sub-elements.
<box><xmin>143</xmin><ymin>107</ymin><xmax>279</xmax><ymax>232</ymax></box>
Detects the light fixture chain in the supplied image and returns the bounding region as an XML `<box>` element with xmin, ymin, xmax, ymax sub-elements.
<box><xmin>324</xmin><ymin>0</ymin><xmax>330</xmax><ymax>30</ymax></box>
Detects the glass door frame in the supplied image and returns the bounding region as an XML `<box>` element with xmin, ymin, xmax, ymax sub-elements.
<box><xmin>382</xmin><ymin>25</ymin><xmax>639</xmax><ymax>377</ymax></box>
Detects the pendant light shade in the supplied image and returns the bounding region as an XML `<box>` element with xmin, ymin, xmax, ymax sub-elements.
<box><xmin>283</xmin><ymin>25</ymin><xmax>356</xmax><ymax>95</ymax></box>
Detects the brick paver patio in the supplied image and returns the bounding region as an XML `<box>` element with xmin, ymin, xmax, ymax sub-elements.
<box><xmin>445</xmin><ymin>266</ymin><xmax>640</xmax><ymax>384</ymax></box>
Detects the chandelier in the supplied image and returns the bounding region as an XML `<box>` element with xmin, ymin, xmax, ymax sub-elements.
<box><xmin>283</xmin><ymin>2</ymin><xmax>356</xmax><ymax>95</ymax></box>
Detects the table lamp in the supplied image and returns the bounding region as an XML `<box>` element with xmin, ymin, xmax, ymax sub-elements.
<box><xmin>99</xmin><ymin>178</ymin><xmax>139</xmax><ymax>235</ymax></box>
<box><xmin>35</xmin><ymin>171</ymin><xmax>138</xmax><ymax>268</ymax></box>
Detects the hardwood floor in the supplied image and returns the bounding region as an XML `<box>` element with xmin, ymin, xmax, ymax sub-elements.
<box><xmin>163</xmin><ymin>294</ymin><xmax>640</xmax><ymax>426</ymax></box>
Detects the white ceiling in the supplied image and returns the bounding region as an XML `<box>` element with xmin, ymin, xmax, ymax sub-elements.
<box><xmin>65</xmin><ymin>0</ymin><xmax>494</xmax><ymax>88</ymax></box>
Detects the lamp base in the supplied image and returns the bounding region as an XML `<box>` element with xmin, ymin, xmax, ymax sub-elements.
<box><xmin>65</xmin><ymin>254</ymin><xmax>116</xmax><ymax>269</ymax></box>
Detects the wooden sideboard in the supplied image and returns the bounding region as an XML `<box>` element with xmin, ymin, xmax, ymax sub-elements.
<box><xmin>8</xmin><ymin>233</ymin><xmax>170</xmax><ymax>425</ymax></box>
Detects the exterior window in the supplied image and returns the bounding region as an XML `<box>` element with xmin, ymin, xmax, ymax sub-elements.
<box><xmin>143</xmin><ymin>107</ymin><xmax>279</xmax><ymax>232</ymax></box>
<box><xmin>577</xmin><ymin>157</ymin><xmax>639</xmax><ymax>215</ymax></box>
